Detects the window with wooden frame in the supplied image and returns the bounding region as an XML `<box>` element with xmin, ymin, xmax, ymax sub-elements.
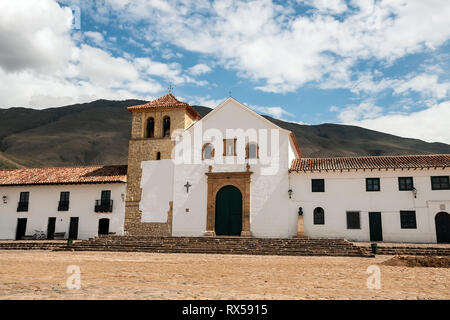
<box><xmin>245</xmin><ymin>142</ymin><xmax>259</xmax><ymax>159</ymax></box>
<box><xmin>431</xmin><ymin>176</ymin><xmax>450</xmax><ymax>190</ymax></box>
<box><xmin>366</xmin><ymin>178</ymin><xmax>380</xmax><ymax>192</ymax></box>
<box><xmin>313</xmin><ymin>207</ymin><xmax>325</xmax><ymax>225</ymax></box>
<box><xmin>202</xmin><ymin>143</ymin><xmax>215</xmax><ymax>160</ymax></box>
<box><xmin>346</xmin><ymin>211</ymin><xmax>360</xmax><ymax>229</ymax></box>
<box><xmin>311</xmin><ymin>179</ymin><xmax>325</xmax><ymax>192</ymax></box>
<box><xmin>223</xmin><ymin>138</ymin><xmax>237</xmax><ymax>156</ymax></box>
<box><xmin>398</xmin><ymin>177</ymin><xmax>414</xmax><ymax>191</ymax></box>
<box><xmin>400</xmin><ymin>210</ymin><xmax>417</xmax><ymax>229</ymax></box>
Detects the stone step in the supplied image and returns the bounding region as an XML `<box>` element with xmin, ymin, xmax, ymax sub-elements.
<box><xmin>56</xmin><ymin>236</ymin><xmax>373</xmax><ymax>257</ymax></box>
<box><xmin>56</xmin><ymin>246</ymin><xmax>369</xmax><ymax>257</ymax></box>
<box><xmin>63</xmin><ymin>244</ymin><xmax>364</xmax><ymax>252</ymax></box>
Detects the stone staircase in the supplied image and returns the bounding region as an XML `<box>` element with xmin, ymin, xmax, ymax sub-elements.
<box><xmin>361</xmin><ymin>246</ymin><xmax>450</xmax><ymax>256</ymax></box>
<box><xmin>0</xmin><ymin>241</ymin><xmax>66</xmax><ymax>250</ymax></box>
<box><xmin>54</xmin><ymin>236</ymin><xmax>374</xmax><ymax>258</ymax></box>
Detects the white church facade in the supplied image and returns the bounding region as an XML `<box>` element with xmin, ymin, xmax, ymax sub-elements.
<box><xmin>0</xmin><ymin>94</ymin><xmax>449</xmax><ymax>243</ymax></box>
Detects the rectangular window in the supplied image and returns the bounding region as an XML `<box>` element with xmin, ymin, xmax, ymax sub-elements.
<box><xmin>346</xmin><ymin>211</ymin><xmax>360</xmax><ymax>229</ymax></box>
<box><xmin>58</xmin><ymin>192</ymin><xmax>70</xmax><ymax>211</ymax></box>
<box><xmin>311</xmin><ymin>179</ymin><xmax>325</xmax><ymax>192</ymax></box>
<box><xmin>398</xmin><ymin>177</ymin><xmax>414</xmax><ymax>191</ymax></box>
<box><xmin>101</xmin><ymin>190</ymin><xmax>111</xmax><ymax>203</ymax></box>
<box><xmin>60</xmin><ymin>192</ymin><xmax>70</xmax><ymax>202</ymax></box>
<box><xmin>366</xmin><ymin>178</ymin><xmax>380</xmax><ymax>192</ymax></box>
<box><xmin>19</xmin><ymin>192</ymin><xmax>29</xmax><ymax>203</ymax></box>
<box><xmin>400</xmin><ymin>211</ymin><xmax>417</xmax><ymax>229</ymax></box>
<box><xmin>17</xmin><ymin>192</ymin><xmax>29</xmax><ymax>212</ymax></box>
<box><xmin>223</xmin><ymin>139</ymin><xmax>236</xmax><ymax>156</ymax></box>
<box><xmin>431</xmin><ymin>176</ymin><xmax>450</xmax><ymax>190</ymax></box>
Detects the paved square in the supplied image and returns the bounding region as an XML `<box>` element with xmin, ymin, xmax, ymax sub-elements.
<box><xmin>0</xmin><ymin>251</ymin><xmax>449</xmax><ymax>299</ymax></box>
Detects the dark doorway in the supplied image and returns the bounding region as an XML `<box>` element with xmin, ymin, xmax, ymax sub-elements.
<box><xmin>15</xmin><ymin>218</ymin><xmax>27</xmax><ymax>240</ymax></box>
<box><xmin>215</xmin><ymin>185</ymin><xmax>242</xmax><ymax>236</ymax></box>
<box><xmin>69</xmin><ymin>217</ymin><xmax>79</xmax><ymax>240</ymax></box>
<box><xmin>369</xmin><ymin>212</ymin><xmax>383</xmax><ymax>242</ymax></box>
<box><xmin>47</xmin><ymin>217</ymin><xmax>56</xmax><ymax>240</ymax></box>
<box><xmin>98</xmin><ymin>218</ymin><xmax>110</xmax><ymax>235</ymax></box>
<box><xmin>435</xmin><ymin>212</ymin><xmax>450</xmax><ymax>243</ymax></box>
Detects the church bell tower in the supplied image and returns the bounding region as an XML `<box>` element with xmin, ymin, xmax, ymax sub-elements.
<box><xmin>124</xmin><ymin>93</ymin><xmax>201</xmax><ymax>236</ymax></box>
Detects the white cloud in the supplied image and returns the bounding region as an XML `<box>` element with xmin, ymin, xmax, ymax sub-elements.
<box><xmin>300</xmin><ymin>0</ymin><xmax>348</xmax><ymax>14</ymax></box>
<box><xmin>0</xmin><ymin>0</ymin><xmax>73</xmax><ymax>72</ymax></box>
<box><xmin>84</xmin><ymin>31</ymin><xmax>106</xmax><ymax>46</ymax></box>
<box><xmin>79</xmin><ymin>45</ymin><xmax>139</xmax><ymax>86</ymax></box>
<box><xmin>135</xmin><ymin>57</ymin><xmax>207</xmax><ymax>86</ymax></box>
<box><xmin>95</xmin><ymin>0</ymin><xmax>450</xmax><ymax>93</ymax></box>
<box><xmin>332</xmin><ymin>100</ymin><xmax>383</xmax><ymax>122</ymax></box>
<box><xmin>347</xmin><ymin>100</ymin><xmax>450</xmax><ymax>144</ymax></box>
<box><xmin>188</xmin><ymin>96</ymin><xmax>225</xmax><ymax>109</ymax></box>
<box><xmin>188</xmin><ymin>64</ymin><xmax>212</xmax><ymax>76</ymax></box>
<box><xmin>249</xmin><ymin>105</ymin><xmax>294</xmax><ymax>120</ymax></box>
<box><xmin>393</xmin><ymin>74</ymin><xmax>450</xmax><ymax>100</ymax></box>
<box><xmin>323</xmin><ymin>71</ymin><xmax>450</xmax><ymax>102</ymax></box>
<box><xmin>0</xmin><ymin>0</ymin><xmax>206</xmax><ymax>108</ymax></box>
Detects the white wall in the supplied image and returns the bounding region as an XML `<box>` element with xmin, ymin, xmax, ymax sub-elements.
<box><xmin>0</xmin><ymin>183</ymin><xmax>126</xmax><ymax>240</ymax></box>
<box><xmin>140</xmin><ymin>159</ymin><xmax>174</xmax><ymax>223</ymax></box>
<box><xmin>289</xmin><ymin>168</ymin><xmax>450</xmax><ymax>243</ymax></box>
<box><xmin>167</xmin><ymin>99</ymin><xmax>297</xmax><ymax>238</ymax></box>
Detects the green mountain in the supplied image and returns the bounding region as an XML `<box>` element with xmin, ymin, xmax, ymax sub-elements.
<box><xmin>0</xmin><ymin>99</ymin><xmax>449</xmax><ymax>169</ymax></box>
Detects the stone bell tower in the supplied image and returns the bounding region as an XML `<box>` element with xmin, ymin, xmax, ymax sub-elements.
<box><xmin>124</xmin><ymin>93</ymin><xmax>202</xmax><ymax>236</ymax></box>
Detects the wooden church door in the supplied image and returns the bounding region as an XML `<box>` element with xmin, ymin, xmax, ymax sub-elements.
<box><xmin>215</xmin><ymin>185</ymin><xmax>242</xmax><ymax>236</ymax></box>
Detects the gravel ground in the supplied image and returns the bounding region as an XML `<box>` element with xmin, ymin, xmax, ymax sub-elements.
<box><xmin>0</xmin><ymin>250</ymin><xmax>448</xmax><ymax>300</ymax></box>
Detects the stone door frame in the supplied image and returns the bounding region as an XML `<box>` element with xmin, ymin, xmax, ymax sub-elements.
<box><xmin>205</xmin><ymin>171</ymin><xmax>252</xmax><ymax>237</ymax></box>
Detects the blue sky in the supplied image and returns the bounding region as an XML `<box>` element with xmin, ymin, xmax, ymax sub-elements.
<box><xmin>0</xmin><ymin>0</ymin><xmax>449</xmax><ymax>143</ymax></box>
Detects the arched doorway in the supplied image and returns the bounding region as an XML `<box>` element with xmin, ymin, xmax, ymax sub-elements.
<box><xmin>435</xmin><ymin>212</ymin><xmax>450</xmax><ymax>243</ymax></box>
<box><xmin>98</xmin><ymin>218</ymin><xmax>110</xmax><ymax>236</ymax></box>
<box><xmin>215</xmin><ymin>185</ymin><xmax>242</xmax><ymax>236</ymax></box>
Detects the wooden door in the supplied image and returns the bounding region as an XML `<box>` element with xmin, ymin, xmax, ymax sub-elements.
<box><xmin>15</xmin><ymin>218</ymin><xmax>27</xmax><ymax>240</ymax></box>
<box><xmin>435</xmin><ymin>212</ymin><xmax>450</xmax><ymax>243</ymax></box>
<box><xmin>98</xmin><ymin>218</ymin><xmax>110</xmax><ymax>235</ymax></box>
<box><xmin>369</xmin><ymin>212</ymin><xmax>383</xmax><ymax>242</ymax></box>
<box><xmin>215</xmin><ymin>185</ymin><xmax>242</xmax><ymax>236</ymax></box>
<box><xmin>69</xmin><ymin>217</ymin><xmax>79</xmax><ymax>240</ymax></box>
<box><xmin>47</xmin><ymin>217</ymin><xmax>56</xmax><ymax>240</ymax></box>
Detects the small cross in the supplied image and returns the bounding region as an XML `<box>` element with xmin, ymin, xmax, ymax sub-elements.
<box><xmin>168</xmin><ymin>84</ymin><xmax>174</xmax><ymax>93</ymax></box>
<box><xmin>184</xmin><ymin>181</ymin><xmax>192</xmax><ymax>193</ymax></box>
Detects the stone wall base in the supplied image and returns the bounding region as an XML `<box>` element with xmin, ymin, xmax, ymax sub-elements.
<box><xmin>124</xmin><ymin>202</ymin><xmax>173</xmax><ymax>237</ymax></box>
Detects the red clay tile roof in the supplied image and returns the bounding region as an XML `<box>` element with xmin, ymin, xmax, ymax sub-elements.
<box><xmin>290</xmin><ymin>154</ymin><xmax>450</xmax><ymax>172</ymax></box>
<box><xmin>127</xmin><ymin>93</ymin><xmax>202</xmax><ymax>120</ymax></box>
<box><xmin>0</xmin><ymin>165</ymin><xmax>127</xmax><ymax>186</ymax></box>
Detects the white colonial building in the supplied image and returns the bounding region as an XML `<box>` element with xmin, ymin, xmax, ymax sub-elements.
<box><xmin>0</xmin><ymin>166</ymin><xmax>126</xmax><ymax>240</ymax></box>
<box><xmin>0</xmin><ymin>94</ymin><xmax>449</xmax><ymax>243</ymax></box>
<box><xmin>290</xmin><ymin>156</ymin><xmax>450</xmax><ymax>243</ymax></box>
